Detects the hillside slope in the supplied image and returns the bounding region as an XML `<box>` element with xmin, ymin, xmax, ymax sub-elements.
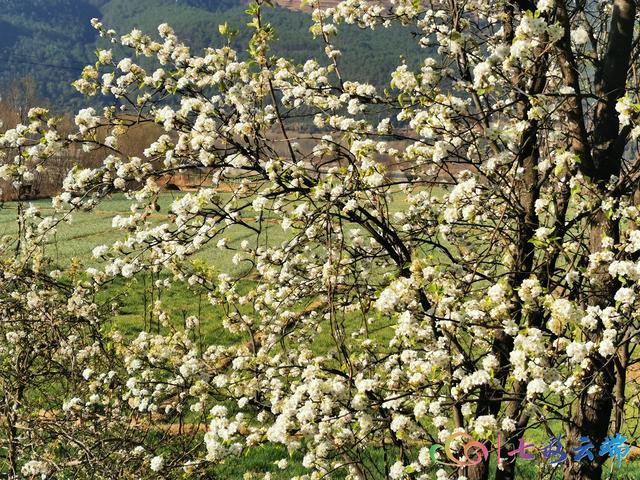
<box><xmin>274</xmin><ymin>0</ymin><xmax>393</xmax><ymax>9</ymax></box>
<box><xmin>0</xmin><ymin>0</ymin><xmax>423</xmax><ymax>111</ymax></box>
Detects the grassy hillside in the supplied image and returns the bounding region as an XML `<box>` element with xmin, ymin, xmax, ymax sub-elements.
<box><xmin>100</xmin><ymin>1</ymin><xmax>425</xmax><ymax>84</ymax></box>
<box><xmin>0</xmin><ymin>0</ymin><xmax>425</xmax><ymax>112</ymax></box>
<box><xmin>0</xmin><ymin>0</ymin><xmax>100</xmax><ymax>108</ymax></box>
<box><xmin>273</xmin><ymin>0</ymin><xmax>393</xmax><ymax>9</ymax></box>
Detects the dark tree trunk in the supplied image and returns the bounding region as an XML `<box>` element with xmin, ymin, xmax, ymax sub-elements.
<box><xmin>561</xmin><ymin>1</ymin><xmax>636</xmax><ymax>478</ymax></box>
<box><xmin>468</xmin><ymin>91</ymin><xmax>542</xmax><ymax>480</ymax></box>
<box><xmin>564</xmin><ymin>210</ymin><xmax>619</xmax><ymax>480</ymax></box>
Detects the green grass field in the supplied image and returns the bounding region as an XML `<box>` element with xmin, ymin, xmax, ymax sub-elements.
<box><xmin>0</xmin><ymin>191</ymin><xmax>394</xmax><ymax>350</ymax></box>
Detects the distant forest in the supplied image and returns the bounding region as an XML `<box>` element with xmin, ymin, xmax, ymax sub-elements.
<box><xmin>0</xmin><ymin>0</ymin><xmax>426</xmax><ymax>112</ymax></box>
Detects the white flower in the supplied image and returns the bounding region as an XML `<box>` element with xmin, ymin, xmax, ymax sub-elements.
<box><xmin>565</xmin><ymin>270</ymin><xmax>579</xmax><ymax>286</ymax></box>
<box><xmin>365</xmin><ymin>171</ymin><xmax>385</xmax><ymax>187</ymax></box>
<box><xmin>548</xmin><ymin>298</ymin><xmax>575</xmax><ymax>335</ymax></box>
<box><xmin>132</xmin><ymin>446</ymin><xmax>145</xmax><ymax>456</ymax></box>
<box><xmin>566</xmin><ymin>341</ymin><xmax>590</xmax><ymax>363</ymax></box>
<box><xmin>571</xmin><ymin>27</ymin><xmax>589</xmax><ymax>45</ymax></box>
<box><xmin>155</xmin><ymin>106</ymin><xmax>176</xmax><ymax>130</ymax></box>
<box><xmin>63</xmin><ymin>397</ymin><xmax>82</xmax><ymax>412</ymax></box>
<box><xmin>527</xmin><ymin>378</ymin><xmax>547</xmax><ymax>397</ymax></box>
<box><xmin>501</xmin><ymin>417</ymin><xmax>517</xmax><ymax>432</ymax></box>
<box><xmin>418</xmin><ymin>447</ymin><xmax>431</xmax><ymax>466</ymax></box>
<box><xmin>473</xmin><ymin>61</ymin><xmax>494</xmax><ymax>89</ymax></box>
<box><xmin>252</xmin><ymin>196</ymin><xmax>268</xmax><ymax>212</ymax></box>
<box><xmin>21</xmin><ymin>460</ymin><xmax>49</xmax><ymax>477</ymax></box>
<box><xmin>580</xmin><ymin>312</ymin><xmax>599</xmax><ymax>331</ymax></box>
<box><xmin>535</xmin><ymin>227</ymin><xmax>552</xmax><ymax>241</ymax></box>
<box><xmin>74</xmin><ymin>108</ymin><xmax>99</xmax><ymax>134</ymax></box>
<box><xmin>510</xmin><ymin>39</ymin><xmax>530</xmax><ymax>62</ymax></box>
<box><xmin>459</xmin><ymin>370</ymin><xmax>491</xmax><ymax>393</ymax></box>
<box><xmin>389</xmin><ymin>461</ymin><xmax>405</xmax><ymax>479</ymax></box>
<box><xmin>92</xmin><ymin>245</ymin><xmax>108</xmax><ymax>258</ymax></box>
<box><xmin>598</xmin><ymin>339</ymin><xmax>615</xmax><ymax>357</ymax></box>
<box><xmin>473</xmin><ymin>415</ymin><xmax>497</xmax><ymax>435</ymax></box>
<box><xmin>614</xmin><ymin>287</ymin><xmax>635</xmax><ymax>306</ymax></box>
<box><xmin>413</xmin><ymin>400</ymin><xmax>428</xmax><ymax>419</ymax></box>
<box><xmin>433</xmin><ymin>415</ymin><xmax>448</xmax><ymax>428</ymax></box>
<box><xmin>150</xmin><ymin>455</ymin><xmax>164</xmax><ymax>472</ymax></box>
<box><xmin>599</xmin><ymin>329</ymin><xmax>617</xmax><ymax>357</ymax></box>
<box><xmin>377</xmin><ymin>118</ymin><xmax>391</xmax><ymax>134</ymax></box>
<box><xmin>228</xmin><ymin>154</ymin><xmax>250</xmax><ymax>168</ymax></box>
<box><xmin>375</xmin><ymin>277</ymin><xmax>414</xmax><ymax>312</ymax></box>
<box><xmin>158</xmin><ymin>23</ymin><xmax>174</xmax><ymax>37</ymax></box>
<box><xmin>537</xmin><ymin>0</ymin><xmax>555</xmax><ymax>12</ymax></box>
<box><xmin>391</xmin><ymin>65</ymin><xmax>418</xmax><ymax>91</ymax></box>
<box><xmin>390</xmin><ymin>414</ymin><xmax>410</xmax><ymax>433</ymax></box>
<box><xmin>625</xmin><ymin>230</ymin><xmax>640</xmax><ymax>253</ymax></box>
<box><xmin>587</xmin><ymin>384</ymin><xmax>601</xmax><ymax>395</ymax></box>
<box><xmin>97</xmin><ymin>49</ymin><xmax>112</xmax><ymax>64</ymax></box>
<box><xmin>121</xmin><ymin>263</ymin><xmax>136</xmax><ymax>278</ymax></box>
<box><xmin>487</xmin><ymin>283</ymin><xmax>508</xmax><ymax>303</ymax></box>
<box><xmin>482</xmin><ymin>355</ymin><xmax>499</xmax><ymax>371</ymax></box>
<box><xmin>118</xmin><ymin>58</ymin><xmax>133</xmax><ymax>73</ymax></box>
<box><xmin>616</xmin><ymin>95</ymin><xmax>635</xmax><ymax>127</ymax></box>
<box><xmin>518</xmin><ymin>278</ymin><xmax>542</xmax><ymax>303</ymax></box>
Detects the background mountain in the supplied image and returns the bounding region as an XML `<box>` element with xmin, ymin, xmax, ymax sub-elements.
<box><xmin>0</xmin><ymin>0</ymin><xmax>423</xmax><ymax>112</ymax></box>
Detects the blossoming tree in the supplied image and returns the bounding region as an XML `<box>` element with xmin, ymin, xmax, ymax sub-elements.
<box><xmin>1</xmin><ymin>0</ymin><xmax>640</xmax><ymax>479</ymax></box>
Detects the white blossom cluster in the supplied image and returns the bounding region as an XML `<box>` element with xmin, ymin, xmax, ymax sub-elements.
<box><xmin>0</xmin><ymin>0</ymin><xmax>640</xmax><ymax>478</ymax></box>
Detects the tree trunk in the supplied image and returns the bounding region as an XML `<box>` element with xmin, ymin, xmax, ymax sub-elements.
<box><xmin>560</xmin><ymin>1</ymin><xmax>635</xmax><ymax>477</ymax></box>
<box><xmin>564</xmin><ymin>210</ymin><xmax>619</xmax><ymax>480</ymax></box>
